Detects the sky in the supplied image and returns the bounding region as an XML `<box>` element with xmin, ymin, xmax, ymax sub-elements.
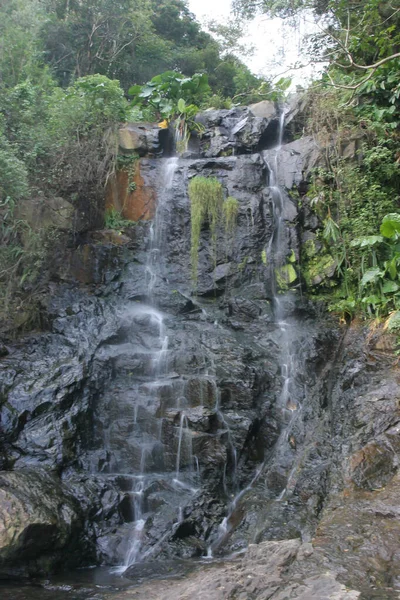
<box><xmin>187</xmin><ymin>0</ymin><xmax>322</xmax><ymax>86</ymax></box>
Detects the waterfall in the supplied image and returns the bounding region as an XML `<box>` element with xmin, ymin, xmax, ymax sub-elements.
<box><xmin>210</xmin><ymin>109</ymin><xmax>305</xmax><ymax>553</ymax></box>
<box><xmin>112</xmin><ymin>157</ymin><xmax>182</xmax><ymax>572</ymax></box>
<box><xmin>262</xmin><ymin>113</ymin><xmax>305</xmax><ymax>502</ymax></box>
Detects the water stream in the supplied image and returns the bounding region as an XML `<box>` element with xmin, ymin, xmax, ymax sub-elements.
<box><xmin>108</xmin><ymin>157</ymin><xmax>189</xmax><ymax>572</ymax></box>
<box><xmin>209</xmin><ymin>108</ymin><xmax>305</xmax><ymax>553</ymax></box>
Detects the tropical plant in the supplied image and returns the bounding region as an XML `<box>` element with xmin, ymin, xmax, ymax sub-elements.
<box><xmin>129</xmin><ymin>71</ymin><xmax>209</xmax><ymax>153</ymax></box>
<box><xmin>129</xmin><ymin>71</ymin><xmax>210</xmax><ymax>117</ymax></box>
<box><xmin>346</xmin><ymin>214</ymin><xmax>400</xmax><ymax>316</ymax></box>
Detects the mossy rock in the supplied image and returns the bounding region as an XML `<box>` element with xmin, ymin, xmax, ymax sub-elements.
<box><xmin>303</xmin><ymin>238</ymin><xmax>319</xmax><ymax>259</ymax></box>
<box><xmin>276</xmin><ymin>263</ymin><xmax>297</xmax><ymax>291</ymax></box>
<box><xmin>303</xmin><ymin>254</ymin><xmax>337</xmax><ymax>288</ymax></box>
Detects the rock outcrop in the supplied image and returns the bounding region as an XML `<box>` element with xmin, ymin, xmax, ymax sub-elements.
<box><xmin>0</xmin><ymin>100</ymin><xmax>399</xmax><ymax>600</ymax></box>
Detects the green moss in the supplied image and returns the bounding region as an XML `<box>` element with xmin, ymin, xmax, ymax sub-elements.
<box><xmin>276</xmin><ymin>263</ymin><xmax>297</xmax><ymax>291</ymax></box>
<box><xmin>303</xmin><ymin>254</ymin><xmax>337</xmax><ymax>289</ymax></box>
<box><xmin>261</xmin><ymin>249</ymin><xmax>267</xmax><ymax>265</ymax></box>
<box><xmin>223</xmin><ymin>196</ymin><xmax>239</xmax><ymax>235</ymax></box>
<box><xmin>188</xmin><ymin>176</ymin><xmax>224</xmax><ymax>286</ymax></box>
<box><xmin>303</xmin><ymin>239</ymin><xmax>318</xmax><ymax>259</ymax></box>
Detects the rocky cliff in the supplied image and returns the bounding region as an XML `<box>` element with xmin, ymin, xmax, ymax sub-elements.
<box><xmin>1</xmin><ymin>102</ymin><xmax>399</xmax><ymax>599</ymax></box>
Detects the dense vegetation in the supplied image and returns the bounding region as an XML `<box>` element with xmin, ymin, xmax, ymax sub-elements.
<box><xmin>1</xmin><ymin>0</ymin><xmax>399</xmax><ymax>333</ymax></box>
<box><xmin>233</xmin><ymin>0</ymin><xmax>400</xmax><ymax>321</ymax></box>
<box><xmin>0</xmin><ymin>0</ymin><xmax>265</xmax><ymax>333</ymax></box>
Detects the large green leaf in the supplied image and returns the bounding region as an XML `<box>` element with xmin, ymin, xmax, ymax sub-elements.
<box><xmin>350</xmin><ymin>235</ymin><xmax>384</xmax><ymax>247</ymax></box>
<box><xmin>128</xmin><ymin>84</ymin><xmax>142</xmax><ymax>97</ymax></box>
<box><xmin>382</xmin><ymin>280</ymin><xmax>399</xmax><ymax>294</ymax></box>
<box><xmin>361</xmin><ymin>294</ymin><xmax>382</xmax><ymax>306</ymax></box>
<box><xmin>177</xmin><ymin>98</ymin><xmax>186</xmax><ymax>113</ymax></box>
<box><xmin>360</xmin><ymin>267</ymin><xmax>382</xmax><ymax>287</ymax></box>
<box><xmin>380</xmin><ymin>213</ymin><xmax>400</xmax><ymax>238</ymax></box>
<box><xmin>139</xmin><ymin>86</ymin><xmax>155</xmax><ymax>98</ymax></box>
<box><xmin>385</xmin><ymin>257</ymin><xmax>398</xmax><ymax>280</ymax></box>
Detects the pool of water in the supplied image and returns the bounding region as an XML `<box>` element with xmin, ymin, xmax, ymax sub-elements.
<box><xmin>0</xmin><ymin>567</ymin><xmax>139</xmax><ymax>600</ymax></box>
<box><xmin>0</xmin><ymin>557</ymin><xmax>220</xmax><ymax>600</ymax></box>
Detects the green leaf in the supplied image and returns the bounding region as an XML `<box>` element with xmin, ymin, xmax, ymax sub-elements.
<box><xmin>361</xmin><ymin>294</ymin><xmax>382</xmax><ymax>306</ymax></box>
<box><xmin>139</xmin><ymin>86</ymin><xmax>154</xmax><ymax>98</ymax></box>
<box><xmin>382</xmin><ymin>280</ymin><xmax>399</xmax><ymax>294</ymax></box>
<box><xmin>350</xmin><ymin>235</ymin><xmax>384</xmax><ymax>248</ymax></box>
<box><xmin>177</xmin><ymin>98</ymin><xmax>186</xmax><ymax>113</ymax></box>
<box><xmin>323</xmin><ymin>216</ymin><xmax>340</xmax><ymax>243</ymax></box>
<box><xmin>380</xmin><ymin>213</ymin><xmax>400</xmax><ymax>238</ymax></box>
<box><xmin>360</xmin><ymin>267</ymin><xmax>382</xmax><ymax>287</ymax></box>
<box><xmin>385</xmin><ymin>257</ymin><xmax>398</xmax><ymax>280</ymax></box>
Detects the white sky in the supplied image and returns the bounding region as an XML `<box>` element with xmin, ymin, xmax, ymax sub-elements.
<box><xmin>187</xmin><ymin>0</ymin><xmax>322</xmax><ymax>87</ymax></box>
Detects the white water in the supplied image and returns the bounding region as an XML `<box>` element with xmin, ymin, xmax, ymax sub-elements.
<box><xmin>214</xmin><ymin>386</ymin><xmax>238</xmax><ymax>495</ymax></box>
<box><xmin>210</xmin><ymin>108</ymin><xmax>304</xmax><ymax>552</ymax></box>
<box><xmin>118</xmin><ymin>158</ymin><xmax>180</xmax><ymax>571</ymax></box>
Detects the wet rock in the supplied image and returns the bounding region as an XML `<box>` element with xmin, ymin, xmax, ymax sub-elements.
<box><xmin>348</xmin><ymin>441</ymin><xmax>397</xmax><ymax>490</ymax></box>
<box><xmin>262</xmin><ymin>137</ymin><xmax>322</xmax><ymax>190</ymax></box>
<box><xmin>2</xmin><ymin>118</ymin><xmax>400</xmax><ymax>593</ymax></box>
<box><xmin>0</xmin><ymin>469</ymin><xmax>84</xmax><ymax>578</ymax></box>
<box><xmin>122</xmin><ymin>539</ymin><xmax>360</xmax><ymax>599</ymax></box>
<box><xmin>106</xmin><ymin>158</ymin><xmax>157</xmax><ymax>221</ymax></box>
<box><xmin>118</xmin><ymin>123</ymin><xmax>161</xmax><ymax>156</ymax></box>
<box><xmin>197</xmin><ymin>106</ymin><xmax>281</xmax><ymax>157</ymax></box>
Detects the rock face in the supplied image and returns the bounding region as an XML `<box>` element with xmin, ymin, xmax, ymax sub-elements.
<box><xmin>118</xmin><ymin>123</ymin><xmax>163</xmax><ymax>157</ymax></box>
<box><xmin>0</xmin><ymin>100</ymin><xmax>399</xmax><ymax>599</ymax></box>
<box><xmin>0</xmin><ymin>470</ymin><xmax>82</xmax><ymax>578</ymax></box>
<box><xmin>121</xmin><ymin>539</ymin><xmax>360</xmax><ymax>600</ymax></box>
<box><xmin>196</xmin><ymin>106</ymin><xmax>282</xmax><ymax>157</ymax></box>
<box><xmin>106</xmin><ymin>158</ymin><xmax>157</xmax><ymax>221</ymax></box>
<box><xmin>16</xmin><ymin>196</ymin><xmax>76</xmax><ymax>231</ymax></box>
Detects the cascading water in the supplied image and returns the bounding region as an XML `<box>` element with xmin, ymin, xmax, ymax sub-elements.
<box><xmin>79</xmin><ymin>108</ymin><xmax>309</xmax><ymax>574</ymax></box>
<box><xmin>209</xmin><ymin>109</ymin><xmax>305</xmax><ymax>553</ymax></box>
<box><xmin>262</xmin><ymin>112</ymin><xmax>306</xmax><ymax>503</ymax></box>
<box><xmin>101</xmin><ymin>157</ymin><xmax>198</xmax><ymax>573</ymax></box>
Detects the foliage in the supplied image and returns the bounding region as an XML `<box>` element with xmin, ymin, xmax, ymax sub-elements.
<box><xmin>346</xmin><ymin>213</ymin><xmax>400</xmax><ymax>316</ymax></box>
<box><xmin>298</xmin><ymin>52</ymin><xmax>400</xmax><ymax>321</ymax></box>
<box><xmin>223</xmin><ymin>197</ymin><xmax>240</xmax><ymax>235</ymax></box>
<box><xmin>0</xmin><ymin>137</ymin><xmax>29</xmax><ymax>203</ymax></box>
<box><xmin>117</xmin><ymin>154</ymin><xmax>138</xmax><ymax>193</ymax></box>
<box><xmin>129</xmin><ymin>71</ymin><xmax>209</xmax><ymax>153</ymax></box>
<box><xmin>104</xmin><ymin>207</ymin><xmax>133</xmax><ymax>229</ymax></box>
<box><xmin>0</xmin><ymin>72</ymin><xmax>127</xmax><ymax>332</ymax></box>
<box><xmin>188</xmin><ymin>177</ymin><xmax>224</xmax><ymax>287</ymax></box>
<box><xmin>129</xmin><ymin>71</ymin><xmax>210</xmax><ymax>118</ymax></box>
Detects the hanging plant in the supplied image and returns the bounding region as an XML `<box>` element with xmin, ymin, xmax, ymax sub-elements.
<box><xmin>188</xmin><ymin>176</ymin><xmax>224</xmax><ymax>287</ymax></box>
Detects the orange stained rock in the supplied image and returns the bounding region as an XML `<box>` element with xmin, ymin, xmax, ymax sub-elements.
<box><xmin>106</xmin><ymin>159</ymin><xmax>156</xmax><ymax>221</ymax></box>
